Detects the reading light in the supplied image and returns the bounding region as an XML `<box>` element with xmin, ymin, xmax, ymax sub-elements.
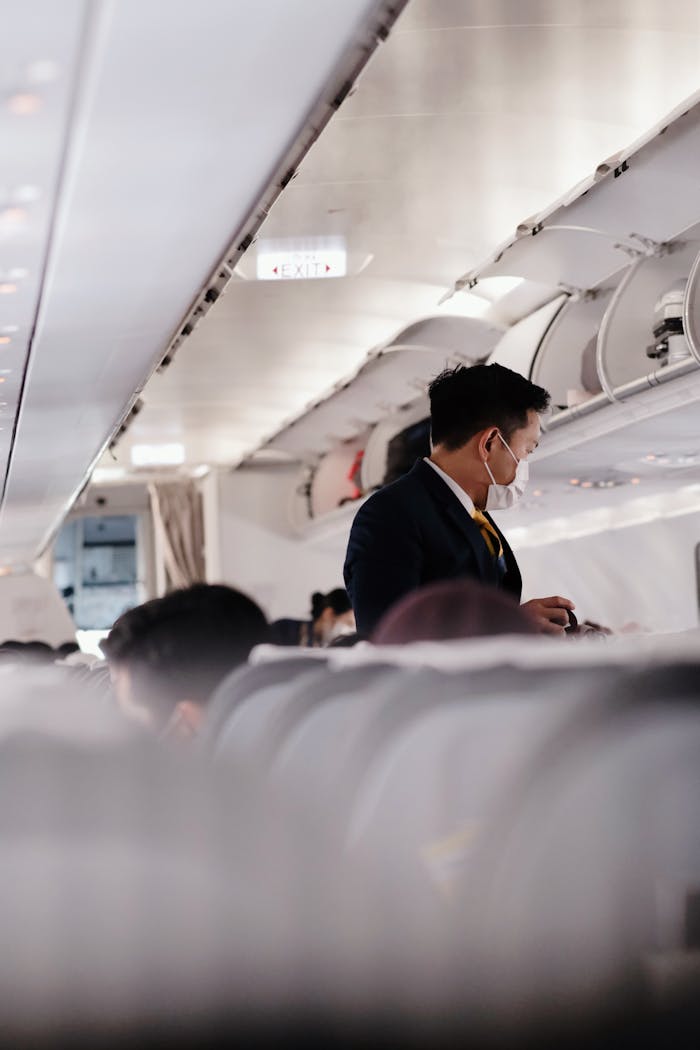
<box><xmin>0</xmin><ymin>284</ymin><xmax>17</xmax><ymax>295</ymax></box>
<box><xmin>131</xmin><ymin>442</ymin><xmax>185</xmax><ymax>467</ymax></box>
<box><xmin>0</xmin><ymin>337</ymin><xmax>10</xmax><ymax>346</ymax></box>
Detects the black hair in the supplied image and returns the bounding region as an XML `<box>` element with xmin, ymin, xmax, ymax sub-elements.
<box><xmin>428</xmin><ymin>363</ymin><xmax>550</xmax><ymax>451</ymax></box>
<box><xmin>0</xmin><ymin>640</ymin><xmax>56</xmax><ymax>665</ymax></box>
<box><xmin>101</xmin><ymin>584</ymin><xmax>267</xmax><ymax>724</ymax></box>
<box><xmin>56</xmin><ymin>641</ymin><xmax>81</xmax><ymax>657</ymax></box>
<box><xmin>310</xmin><ymin>588</ymin><xmax>352</xmax><ymax>622</ymax></box>
<box><xmin>310</xmin><ymin>592</ymin><xmax>327</xmax><ymax>622</ymax></box>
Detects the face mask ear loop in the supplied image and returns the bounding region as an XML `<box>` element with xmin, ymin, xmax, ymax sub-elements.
<box><xmin>497</xmin><ymin>431</ymin><xmax>519</xmax><ymax>466</ymax></box>
<box><xmin>483</xmin><ymin>459</ymin><xmax>498</xmax><ymax>486</ymax></box>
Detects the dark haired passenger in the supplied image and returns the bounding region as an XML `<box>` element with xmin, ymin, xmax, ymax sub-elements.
<box><xmin>344</xmin><ymin>363</ymin><xmax>575</xmax><ymax>636</ymax></box>
<box><xmin>269</xmin><ymin>588</ymin><xmax>355</xmax><ymax>647</ymax></box>
<box><xmin>101</xmin><ymin>583</ymin><xmax>267</xmax><ymax>738</ymax></box>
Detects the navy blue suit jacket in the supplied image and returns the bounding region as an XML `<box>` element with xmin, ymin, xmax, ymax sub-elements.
<box><xmin>343</xmin><ymin>459</ymin><xmax>522</xmax><ymax>636</ymax></box>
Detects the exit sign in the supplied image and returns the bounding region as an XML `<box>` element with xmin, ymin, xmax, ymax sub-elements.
<box><xmin>256</xmin><ymin>240</ymin><xmax>347</xmax><ymax>281</ymax></box>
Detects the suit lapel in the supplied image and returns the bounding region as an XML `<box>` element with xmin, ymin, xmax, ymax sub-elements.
<box><xmin>444</xmin><ymin>502</ymin><xmax>502</xmax><ymax>584</ymax></box>
<box><xmin>413</xmin><ymin>460</ymin><xmax>500</xmax><ymax>585</ymax></box>
<box><xmin>485</xmin><ymin>510</ymin><xmax>522</xmax><ymax>597</ymax></box>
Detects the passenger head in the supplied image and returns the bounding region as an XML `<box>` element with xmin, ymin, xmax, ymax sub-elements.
<box><xmin>372</xmin><ymin>579</ymin><xmax>539</xmax><ymax>645</ymax></box>
<box><xmin>310</xmin><ymin>588</ymin><xmax>355</xmax><ymax>645</ymax></box>
<box><xmin>0</xmin><ymin>640</ymin><xmax>56</xmax><ymax>665</ymax></box>
<box><xmin>428</xmin><ymin>364</ymin><xmax>550</xmax><ymax>511</ymax></box>
<box><xmin>101</xmin><ymin>584</ymin><xmax>267</xmax><ymax>736</ymax></box>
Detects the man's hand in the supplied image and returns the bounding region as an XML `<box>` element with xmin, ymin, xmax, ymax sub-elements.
<box><xmin>521</xmin><ymin>595</ymin><xmax>575</xmax><ymax>636</ymax></box>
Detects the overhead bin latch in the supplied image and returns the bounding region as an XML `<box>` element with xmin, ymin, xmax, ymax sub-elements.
<box><xmin>453</xmin><ymin>274</ymin><xmax>478</xmax><ymax>292</ymax></box>
<box><xmin>614</xmin><ymin>233</ymin><xmax>670</xmax><ymax>259</ymax></box>
<box><xmin>556</xmin><ymin>283</ymin><xmax>598</xmax><ymax>302</ymax></box>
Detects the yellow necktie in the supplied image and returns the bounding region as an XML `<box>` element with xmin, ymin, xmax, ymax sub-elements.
<box><xmin>471</xmin><ymin>509</ymin><xmax>504</xmax><ymax>561</ymax></box>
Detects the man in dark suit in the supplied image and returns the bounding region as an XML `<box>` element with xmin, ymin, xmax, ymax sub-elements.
<box><xmin>344</xmin><ymin>363</ymin><xmax>574</xmax><ymax>636</ymax></box>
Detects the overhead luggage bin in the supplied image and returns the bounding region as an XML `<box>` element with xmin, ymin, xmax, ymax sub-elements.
<box><xmin>560</xmin><ymin>93</ymin><xmax>700</xmax><ymax>245</ymax></box>
<box><xmin>487</xmin><ymin>296</ymin><xmax>566</xmax><ymax>380</ymax></box>
<box><xmin>257</xmin><ymin>315</ymin><xmax>501</xmax><ymax>461</ymax></box>
<box><xmin>684</xmin><ymin>245</ymin><xmax>700</xmax><ymax>361</ymax></box>
<box><xmin>463</xmin><ymin>227</ymin><xmax>636</xmax><ymax>299</ymax></box>
<box><xmin>361</xmin><ymin>399</ymin><xmax>430</xmax><ymax>492</ymax></box>
<box><xmin>596</xmin><ymin>234</ymin><xmax>700</xmax><ymax>394</ymax></box>
<box><xmin>450</xmin><ymin>91</ymin><xmax>700</xmax><ymax>302</ymax></box>
<box><xmin>531</xmin><ymin>270</ymin><xmax>627</xmax><ymax>411</ymax></box>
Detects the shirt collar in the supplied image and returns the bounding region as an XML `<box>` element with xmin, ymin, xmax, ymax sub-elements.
<box><xmin>423</xmin><ymin>457</ymin><xmax>475</xmax><ymax>516</ymax></box>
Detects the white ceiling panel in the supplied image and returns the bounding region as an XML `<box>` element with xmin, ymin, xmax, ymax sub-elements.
<box><xmin>101</xmin><ymin>0</ymin><xmax>700</xmax><ymax>488</ymax></box>
<box><xmin>0</xmin><ymin>0</ymin><xmax>400</xmax><ymax>562</ymax></box>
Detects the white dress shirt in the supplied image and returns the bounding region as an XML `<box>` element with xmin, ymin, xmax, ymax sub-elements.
<box><xmin>423</xmin><ymin>457</ymin><xmax>475</xmax><ymax>517</ymax></box>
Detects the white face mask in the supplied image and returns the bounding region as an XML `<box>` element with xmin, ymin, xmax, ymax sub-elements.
<box><xmin>483</xmin><ymin>432</ymin><xmax>529</xmax><ymax>511</ymax></box>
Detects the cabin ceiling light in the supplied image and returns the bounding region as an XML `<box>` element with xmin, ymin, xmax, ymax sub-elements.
<box><xmin>638</xmin><ymin>451</ymin><xmax>699</xmax><ymax>468</ymax></box>
<box><xmin>91</xmin><ymin>467</ymin><xmax>127</xmax><ymax>484</ymax></box>
<box><xmin>7</xmin><ymin>93</ymin><xmax>41</xmax><ymax>116</ymax></box>
<box><xmin>570</xmin><ymin>476</ymin><xmax>627</xmax><ymax>490</ymax></box>
<box><xmin>0</xmin><ymin>284</ymin><xmax>17</xmax><ymax>295</ymax></box>
<box><xmin>131</xmin><ymin>442</ymin><xmax>185</xmax><ymax>467</ymax></box>
<box><xmin>0</xmin><ymin>337</ymin><xmax>10</xmax><ymax>345</ymax></box>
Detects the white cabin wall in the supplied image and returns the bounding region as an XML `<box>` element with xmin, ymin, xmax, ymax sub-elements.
<box><xmin>204</xmin><ymin>466</ymin><xmax>350</xmax><ymax>621</ymax></box>
<box><xmin>516</xmin><ymin>510</ymin><xmax>700</xmax><ymax>633</ymax></box>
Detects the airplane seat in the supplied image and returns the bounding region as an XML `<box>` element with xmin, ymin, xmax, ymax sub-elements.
<box><xmin>448</xmin><ymin>661</ymin><xmax>700</xmax><ymax>1044</ymax></box>
<box><xmin>267</xmin><ymin>663</ymin><xmax>421</xmax><ymax>808</ymax></box>
<box><xmin>198</xmin><ymin>656</ymin><xmax>326</xmax><ymax>753</ymax></box>
<box><xmin>340</xmin><ymin>666</ymin><xmax>621</xmax><ymax>883</ymax></box>
<box><xmin>214</xmin><ymin>662</ymin><xmax>396</xmax><ymax>777</ymax></box>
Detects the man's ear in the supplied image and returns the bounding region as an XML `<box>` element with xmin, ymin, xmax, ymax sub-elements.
<box><xmin>479</xmin><ymin>427</ymin><xmax>499</xmax><ymax>457</ymax></box>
